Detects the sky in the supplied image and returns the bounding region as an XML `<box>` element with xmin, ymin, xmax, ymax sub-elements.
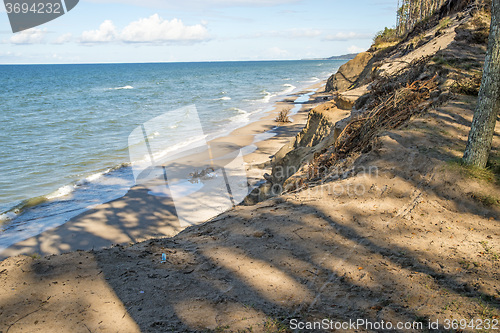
<box><xmin>0</xmin><ymin>0</ymin><xmax>398</xmax><ymax>64</ymax></box>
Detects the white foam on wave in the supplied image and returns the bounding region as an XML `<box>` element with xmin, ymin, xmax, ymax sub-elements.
<box><xmin>260</xmin><ymin>91</ymin><xmax>275</xmax><ymax>104</ymax></box>
<box><xmin>110</xmin><ymin>85</ymin><xmax>134</xmax><ymax>90</ymax></box>
<box><xmin>233</xmin><ymin>108</ymin><xmax>248</xmax><ymax>114</ymax></box>
<box><xmin>280</xmin><ymin>84</ymin><xmax>296</xmax><ymax>95</ymax></box>
<box><xmin>305</xmin><ymin>77</ymin><xmax>320</xmax><ymax>83</ymax></box>
<box><xmin>46</xmin><ymin>185</ymin><xmax>74</xmax><ymax>200</ymax></box>
<box><xmin>214</xmin><ymin>96</ymin><xmax>232</xmax><ymax>101</ymax></box>
<box><xmin>0</xmin><ymin>211</ymin><xmax>17</xmax><ymax>222</ymax></box>
<box><xmin>84</xmin><ymin>169</ymin><xmax>111</xmax><ymax>183</ymax></box>
<box><xmin>228</xmin><ymin>108</ymin><xmax>250</xmax><ymax>124</ymax></box>
<box><xmin>76</xmin><ymin>173</ymin><xmax>99</xmax><ymax>186</ymax></box>
<box><xmin>227</xmin><ymin>107</ymin><xmax>264</xmax><ymax>127</ymax></box>
<box><xmin>48</xmin><ymin>166</ymin><xmax>119</xmax><ymax>200</ymax></box>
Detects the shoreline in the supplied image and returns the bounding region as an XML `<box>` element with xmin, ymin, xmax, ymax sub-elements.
<box><xmin>0</xmin><ymin>80</ymin><xmax>331</xmax><ymax>260</ymax></box>
<box><xmin>0</xmin><ymin>60</ymin><xmax>344</xmax><ymax>224</ymax></box>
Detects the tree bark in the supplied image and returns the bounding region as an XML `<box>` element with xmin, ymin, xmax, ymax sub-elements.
<box><xmin>463</xmin><ymin>0</ymin><xmax>500</xmax><ymax>168</ymax></box>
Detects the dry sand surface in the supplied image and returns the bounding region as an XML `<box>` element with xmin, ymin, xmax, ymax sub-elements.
<box><xmin>0</xmin><ymin>94</ymin><xmax>498</xmax><ymax>332</ymax></box>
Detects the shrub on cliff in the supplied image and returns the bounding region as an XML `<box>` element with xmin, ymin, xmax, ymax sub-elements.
<box><xmin>372</xmin><ymin>27</ymin><xmax>400</xmax><ymax>49</ymax></box>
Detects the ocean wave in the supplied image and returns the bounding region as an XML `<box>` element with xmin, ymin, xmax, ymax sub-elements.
<box><xmin>229</xmin><ymin>107</ymin><xmax>248</xmax><ymax>114</ymax></box>
<box><xmin>259</xmin><ymin>90</ymin><xmax>275</xmax><ymax>104</ymax></box>
<box><xmin>109</xmin><ymin>85</ymin><xmax>134</xmax><ymax>90</ymax></box>
<box><xmin>279</xmin><ymin>84</ymin><xmax>296</xmax><ymax>95</ymax></box>
<box><xmin>46</xmin><ymin>185</ymin><xmax>74</xmax><ymax>200</ymax></box>
<box><xmin>305</xmin><ymin>77</ymin><xmax>320</xmax><ymax>83</ymax></box>
<box><xmin>0</xmin><ymin>195</ymin><xmax>50</xmax><ymax>224</ymax></box>
<box><xmin>228</xmin><ymin>113</ymin><xmax>250</xmax><ymax>126</ymax></box>
<box><xmin>0</xmin><ymin>164</ymin><xmax>133</xmax><ymax>225</ymax></box>
<box><xmin>0</xmin><ymin>211</ymin><xmax>17</xmax><ymax>223</ymax></box>
<box><xmin>226</xmin><ymin>107</ymin><xmax>260</xmax><ymax>126</ymax></box>
<box><xmin>214</xmin><ymin>96</ymin><xmax>232</xmax><ymax>101</ymax></box>
<box><xmin>75</xmin><ymin>169</ymin><xmax>110</xmax><ymax>186</ymax></box>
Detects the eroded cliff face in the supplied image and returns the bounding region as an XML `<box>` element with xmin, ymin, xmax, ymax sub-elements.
<box><xmin>245</xmin><ymin>102</ymin><xmax>350</xmax><ymax>203</ymax></box>
<box><xmin>247</xmin><ymin>3</ymin><xmax>490</xmax><ymax>204</ymax></box>
<box><xmin>273</xmin><ymin>102</ymin><xmax>350</xmax><ymax>182</ymax></box>
<box><xmin>325</xmin><ymin>52</ymin><xmax>374</xmax><ymax>93</ymax></box>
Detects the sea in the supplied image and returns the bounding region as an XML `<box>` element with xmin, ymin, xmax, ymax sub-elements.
<box><xmin>0</xmin><ymin>60</ymin><xmax>345</xmax><ymax>251</ymax></box>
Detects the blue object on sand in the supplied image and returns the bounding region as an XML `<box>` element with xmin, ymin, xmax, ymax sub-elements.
<box><xmin>161</xmin><ymin>253</ymin><xmax>167</xmax><ymax>263</ymax></box>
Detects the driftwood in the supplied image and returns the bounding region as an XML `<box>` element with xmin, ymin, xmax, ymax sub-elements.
<box><xmin>307</xmin><ymin>57</ymin><xmax>439</xmax><ymax>179</ymax></box>
<box><xmin>334</xmin><ymin>75</ymin><xmax>438</xmax><ymax>159</ymax></box>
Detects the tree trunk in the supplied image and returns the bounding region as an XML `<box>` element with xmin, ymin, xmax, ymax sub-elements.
<box><xmin>463</xmin><ymin>0</ymin><xmax>500</xmax><ymax>168</ymax></box>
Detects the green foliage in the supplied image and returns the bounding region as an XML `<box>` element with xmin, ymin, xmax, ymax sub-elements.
<box><xmin>472</xmin><ymin>193</ymin><xmax>500</xmax><ymax>207</ymax></box>
<box><xmin>480</xmin><ymin>241</ymin><xmax>499</xmax><ymax>260</ymax></box>
<box><xmin>397</xmin><ymin>0</ymin><xmax>445</xmax><ymax>37</ymax></box>
<box><xmin>432</xmin><ymin>55</ymin><xmax>449</xmax><ymax>66</ymax></box>
<box><xmin>446</xmin><ymin>157</ymin><xmax>500</xmax><ymax>184</ymax></box>
<box><xmin>263</xmin><ymin>318</ymin><xmax>289</xmax><ymax>333</ymax></box>
<box><xmin>29</xmin><ymin>253</ymin><xmax>41</xmax><ymax>260</ymax></box>
<box><xmin>451</xmin><ymin>74</ymin><xmax>482</xmax><ymax>96</ymax></box>
<box><xmin>373</xmin><ymin>27</ymin><xmax>399</xmax><ymax>46</ymax></box>
<box><xmin>437</xmin><ymin>17</ymin><xmax>452</xmax><ymax>32</ymax></box>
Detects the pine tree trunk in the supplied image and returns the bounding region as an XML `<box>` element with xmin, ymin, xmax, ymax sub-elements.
<box><xmin>463</xmin><ymin>0</ymin><xmax>500</xmax><ymax>168</ymax></box>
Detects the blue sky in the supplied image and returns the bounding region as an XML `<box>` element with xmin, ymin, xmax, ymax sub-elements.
<box><xmin>0</xmin><ymin>0</ymin><xmax>398</xmax><ymax>64</ymax></box>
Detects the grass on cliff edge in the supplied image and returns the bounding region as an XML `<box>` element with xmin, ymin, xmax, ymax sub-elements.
<box><xmin>446</xmin><ymin>156</ymin><xmax>500</xmax><ymax>184</ymax></box>
<box><xmin>371</xmin><ymin>27</ymin><xmax>401</xmax><ymax>51</ymax></box>
<box><xmin>446</xmin><ymin>156</ymin><xmax>500</xmax><ymax>207</ymax></box>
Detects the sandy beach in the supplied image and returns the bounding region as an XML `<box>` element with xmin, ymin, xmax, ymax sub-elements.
<box><xmin>0</xmin><ymin>81</ymin><xmax>330</xmax><ymax>260</ymax></box>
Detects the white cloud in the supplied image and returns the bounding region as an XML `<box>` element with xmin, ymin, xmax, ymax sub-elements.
<box><xmin>267</xmin><ymin>46</ymin><xmax>289</xmax><ymax>59</ymax></box>
<box><xmin>80</xmin><ymin>20</ymin><xmax>118</xmax><ymax>43</ymax></box>
<box><xmin>348</xmin><ymin>45</ymin><xmax>366</xmax><ymax>53</ymax></box>
<box><xmin>323</xmin><ymin>32</ymin><xmax>372</xmax><ymax>41</ymax></box>
<box><xmin>9</xmin><ymin>28</ymin><xmax>47</xmax><ymax>44</ymax></box>
<box><xmin>80</xmin><ymin>15</ymin><xmax>210</xmax><ymax>44</ymax></box>
<box><xmin>121</xmin><ymin>14</ymin><xmax>209</xmax><ymax>43</ymax></box>
<box><xmin>243</xmin><ymin>28</ymin><xmax>322</xmax><ymax>39</ymax></box>
<box><xmin>290</xmin><ymin>28</ymin><xmax>322</xmax><ymax>38</ymax></box>
<box><xmin>53</xmin><ymin>33</ymin><xmax>73</xmax><ymax>44</ymax></box>
<box><xmin>201</xmin><ymin>0</ymin><xmax>299</xmax><ymax>4</ymax></box>
<box><xmin>84</xmin><ymin>0</ymin><xmax>300</xmax><ymax>9</ymax></box>
<box><xmin>0</xmin><ymin>51</ymin><xmax>21</xmax><ymax>57</ymax></box>
<box><xmin>51</xmin><ymin>53</ymin><xmax>64</xmax><ymax>61</ymax></box>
